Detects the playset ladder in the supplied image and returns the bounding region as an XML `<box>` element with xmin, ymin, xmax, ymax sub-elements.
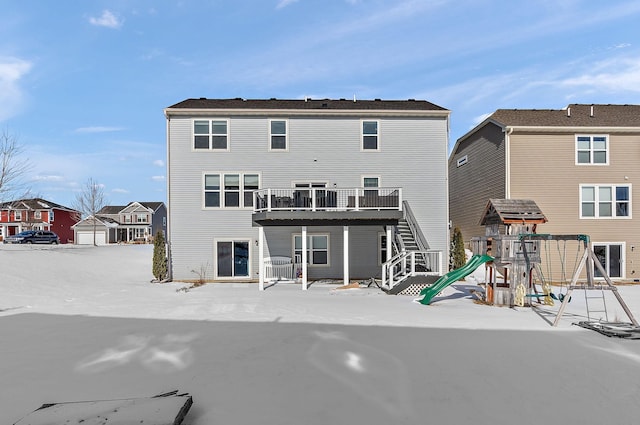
<box><xmin>584</xmin><ymin>287</ymin><xmax>608</xmax><ymax>322</ymax></box>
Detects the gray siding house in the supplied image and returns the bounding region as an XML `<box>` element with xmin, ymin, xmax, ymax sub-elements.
<box><xmin>73</xmin><ymin>202</ymin><xmax>167</xmax><ymax>245</ymax></box>
<box><xmin>165</xmin><ymin>98</ymin><xmax>450</xmax><ymax>288</ymax></box>
<box><xmin>449</xmin><ymin>104</ymin><xmax>640</xmax><ymax>281</ymax></box>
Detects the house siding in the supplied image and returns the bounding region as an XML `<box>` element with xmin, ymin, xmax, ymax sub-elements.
<box><xmin>449</xmin><ymin>122</ymin><xmax>506</xmax><ymax>246</ymax></box>
<box><xmin>510</xmin><ymin>130</ymin><xmax>640</xmax><ymax>280</ymax></box>
<box><xmin>167</xmin><ymin>111</ymin><xmax>449</xmax><ymax>281</ymax></box>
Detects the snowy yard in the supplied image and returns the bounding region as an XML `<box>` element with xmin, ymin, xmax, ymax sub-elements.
<box><xmin>2</xmin><ymin>244</ymin><xmax>640</xmax><ymax>424</ymax></box>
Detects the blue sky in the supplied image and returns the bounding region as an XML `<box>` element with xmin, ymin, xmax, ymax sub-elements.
<box><xmin>2</xmin><ymin>1</ymin><xmax>640</xmax><ymax>209</ymax></box>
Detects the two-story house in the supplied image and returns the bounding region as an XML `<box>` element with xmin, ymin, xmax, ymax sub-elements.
<box><xmin>449</xmin><ymin>104</ymin><xmax>640</xmax><ymax>281</ymax></box>
<box><xmin>165</xmin><ymin>98</ymin><xmax>450</xmax><ymax>289</ymax></box>
<box><xmin>0</xmin><ymin>198</ymin><xmax>79</xmax><ymax>243</ymax></box>
<box><xmin>73</xmin><ymin>201</ymin><xmax>167</xmax><ymax>245</ymax></box>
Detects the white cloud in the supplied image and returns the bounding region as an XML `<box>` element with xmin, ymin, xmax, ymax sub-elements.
<box><xmin>74</xmin><ymin>126</ymin><xmax>124</xmax><ymax>134</ymax></box>
<box><xmin>0</xmin><ymin>57</ymin><xmax>32</xmax><ymax>122</ymax></box>
<box><xmin>112</xmin><ymin>188</ymin><xmax>129</xmax><ymax>194</ymax></box>
<box><xmin>153</xmin><ymin>160</ymin><xmax>165</xmax><ymax>167</ymax></box>
<box><xmin>89</xmin><ymin>10</ymin><xmax>123</xmax><ymax>29</ymax></box>
<box><xmin>151</xmin><ymin>176</ymin><xmax>165</xmax><ymax>182</ymax></box>
<box><xmin>276</xmin><ymin>0</ymin><xmax>300</xmax><ymax>9</ymax></box>
<box><xmin>31</xmin><ymin>175</ymin><xmax>65</xmax><ymax>182</ymax></box>
<box><xmin>560</xmin><ymin>56</ymin><xmax>640</xmax><ymax>93</ymax></box>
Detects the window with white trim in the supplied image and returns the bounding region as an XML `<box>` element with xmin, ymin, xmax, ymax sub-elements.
<box><xmin>576</xmin><ymin>135</ymin><xmax>608</xmax><ymax>165</ymax></box>
<box><xmin>379</xmin><ymin>232</ymin><xmax>388</xmax><ymax>265</ymax></box>
<box><xmin>456</xmin><ymin>155</ymin><xmax>468</xmax><ymax>167</ymax></box>
<box><xmin>293</xmin><ymin>234</ymin><xmax>329</xmax><ymax>266</ymax></box>
<box><xmin>204</xmin><ymin>172</ymin><xmax>260</xmax><ymax>208</ymax></box>
<box><xmin>269</xmin><ymin>120</ymin><xmax>287</xmax><ymax>150</ymax></box>
<box><xmin>34</xmin><ymin>211</ymin><xmax>42</xmax><ymax>219</ymax></box>
<box><xmin>14</xmin><ymin>211</ymin><xmax>22</xmax><ymax>221</ymax></box>
<box><xmin>362</xmin><ymin>120</ymin><xmax>379</xmax><ymax>150</ymax></box>
<box><xmin>580</xmin><ymin>184</ymin><xmax>630</xmax><ymax>218</ymax></box>
<box><xmin>194</xmin><ymin>119</ymin><xmax>229</xmax><ymax>150</ymax></box>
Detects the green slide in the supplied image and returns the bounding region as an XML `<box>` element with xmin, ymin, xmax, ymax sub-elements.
<box><xmin>416</xmin><ymin>254</ymin><xmax>493</xmax><ymax>305</ymax></box>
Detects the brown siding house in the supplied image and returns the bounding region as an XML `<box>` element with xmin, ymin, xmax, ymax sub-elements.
<box><xmin>449</xmin><ymin>104</ymin><xmax>640</xmax><ymax>281</ymax></box>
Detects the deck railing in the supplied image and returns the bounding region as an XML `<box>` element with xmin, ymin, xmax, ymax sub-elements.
<box><xmin>381</xmin><ymin>250</ymin><xmax>443</xmax><ymax>290</ymax></box>
<box><xmin>254</xmin><ymin>187</ymin><xmax>402</xmax><ymax>212</ymax></box>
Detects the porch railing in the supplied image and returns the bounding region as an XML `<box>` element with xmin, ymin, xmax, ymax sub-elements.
<box><xmin>381</xmin><ymin>250</ymin><xmax>443</xmax><ymax>290</ymax></box>
<box><xmin>254</xmin><ymin>187</ymin><xmax>402</xmax><ymax>212</ymax></box>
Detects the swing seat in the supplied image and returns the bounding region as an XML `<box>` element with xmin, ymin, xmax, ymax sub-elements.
<box><xmin>550</xmin><ymin>292</ymin><xmax>571</xmax><ymax>302</ymax></box>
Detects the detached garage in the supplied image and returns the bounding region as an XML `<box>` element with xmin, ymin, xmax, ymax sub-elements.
<box><xmin>72</xmin><ymin>216</ymin><xmax>117</xmax><ymax>245</ymax></box>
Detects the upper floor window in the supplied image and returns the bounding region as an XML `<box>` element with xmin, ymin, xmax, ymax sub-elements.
<box><xmin>580</xmin><ymin>184</ymin><xmax>630</xmax><ymax>218</ymax></box>
<box><xmin>362</xmin><ymin>120</ymin><xmax>379</xmax><ymax>151</ymax></box>
<box><xmin>204</xmin><ymin>172</ymin><xmax>260</xmax><ymax>209</ymax></box>
<box><xmin>194</xmin><ymin>119</ymin><xmax>229</xmax><ymax>150</ymax></box>
<box><xmin>576</xmin><ymin>135</ymin><xmax>608</xmax><ymax>165</ymax></box>
<box><xmin>14</xmin><ymin>211</ymin><xmax>22</xmax><ymax>221</ymax></box>
<box><xmin>136</xmin><ymin>214</ymin><xmax>148</xmax><ymax>223</ymax></box>
<box><xmin>34</xmin><ymin>211</ymin><xmax>42</xmax><ymax>219</ymax></box>
<box><xmin>269</xmin><ymin>120</ymin><xmax>287</xmax><ymax>151</ymax></box>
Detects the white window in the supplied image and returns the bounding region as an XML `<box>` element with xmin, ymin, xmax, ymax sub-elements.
<box><xmin>378</xmin><ymin>232</ymin><xmax>388</xmax><ymax>265</ymax></box>
<box><xmin>269</xmin><ymin>119</ymin><xmax>287</xmax><ymax>151</ymax></box>
<box><xmin>593</xmin><ymin>242</ymin><xmax>624</xmax><ymax>279</ymax></box>
<box><xmin>204</xmin><ymin>172</ymin><xmax>260</xmax><ymax>209</ymax></box>
<box><xmin>576</xmin><ymin>135</ymin><xmax>608</xmax><ymax>165</ymax></box>
<box><xmin>456</xmin><ymin>155</ymin><xmax>468</xmax><ymax>167</ymax></box>
<box><xmin>580</xmin><ymin>185</ymin><xmax>630</xmax><ymax>218</ymax></box>
<box><xmin>194</xmin><ymin>119</ymin><xmax>229</xmax><ymax>150</ymax></box>
<box><xmin>50</xmin><ymin>210</ymin><xmax>54</xmax><ymax>222</ymax></box>
<box><xmin>14</xmin><ymin>211</ymin><xmax>22</xmax><ymax>221</ymax></box>
<box><xmin>136</xmin><ymin>214</ymin><xmax>148</xmax><ymax>223</ymax></box>
<box><xmin>34</xmin><ymin>211</ymin><xmax>42</xmax><ymax>219</ymax></box>
<box><xmin>293</xmin><ymin>234</ymin><xmax>329</xmax><ymax>266</ymax></box>
<box><xmin>362</xmin><ymin>120</ymin><xmax>379</xmax><ymax>151</ymax></box>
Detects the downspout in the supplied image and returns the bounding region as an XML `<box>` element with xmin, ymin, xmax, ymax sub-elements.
<box><xmin>504</xmin><ymin>126</ymin><xmax>513</xmax><ymax>199</ymax></box>
<box><xmin>165</xmin><ymin>115</ymin><xmax>173</xmax><ymax>281</ymax></box>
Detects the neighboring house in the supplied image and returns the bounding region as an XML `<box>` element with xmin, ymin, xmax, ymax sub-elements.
<box><xmin>449</xmin><ymin>103</ymin><xmax>640</xmax><ymax>281</ymax></box>
<box><xmin>0</xmin><ymin>198</ymin><xmax>79</xmax><ymax>243</ymax></box>
<box><xmin>164</xmin><ymin>98</ymin><xmax>451</xmax><ymax>288</ymax></box>
<box><xmin>73</xmin><ymin>202</ymin><xmax>167</xmax><ymax>245</ymax></box>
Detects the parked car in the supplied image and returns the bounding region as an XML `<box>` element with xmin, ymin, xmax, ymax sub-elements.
<box><xmin>3</xmin><ymin>230</ymin><xmax>60</xmax><ymax>244</ymax></box>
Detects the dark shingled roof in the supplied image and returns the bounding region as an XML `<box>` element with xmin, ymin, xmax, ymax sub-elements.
<box><xmin>490</xmin><ymin>104</ymin><xmax>640</xmax><ymax>127</ymax></box>
<box><xmin>0</xmin><ymin>198</ymin><xmax>76</xmax><ymax>212</ymax></box>
<box><xmin>97</xmin><ymin>206</ymin><xmax>127</xmax><ymax>214</ymax></box>
<box><xmin>166</xmin><ymin>98</ymin><xmax>447</xmax><ymax>112</ymax></box>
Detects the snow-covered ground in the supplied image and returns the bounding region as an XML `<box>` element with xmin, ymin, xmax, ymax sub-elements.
<box><xmin>2</xmin><ymin>243</ymin><xmax>640</xmax><ymax>424</ymax></box>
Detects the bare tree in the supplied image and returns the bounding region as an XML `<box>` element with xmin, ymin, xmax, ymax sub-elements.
<box><xmin>74</xmin><ymin>177</ymin><xmax>107</xmax><ymax>246</ymax></box>
<box><xmin>0</xmin><ymin>129</ymin><xmax>31</xmax><ymax>202</ymax></box>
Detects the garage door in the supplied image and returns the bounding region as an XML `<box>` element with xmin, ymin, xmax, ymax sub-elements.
<box><xmin>76</xmin><ymin>231</ymin><xmax>107</xmax><ymax>245</ymax></box>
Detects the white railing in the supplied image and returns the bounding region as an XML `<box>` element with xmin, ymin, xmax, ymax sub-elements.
<box><xmin>254</xmin><ymin>187</ymin><xmax>402</xmax><ymax>212</ymax></box>
<box><xmin>264</xmin><ymin>256</ymin><xmax>295</xmax><ymax>281</ymax></box>
<box><xmin>381</xmin><ymin>250</ymin><xmax>443</xmax><ymax>290</ymax></box>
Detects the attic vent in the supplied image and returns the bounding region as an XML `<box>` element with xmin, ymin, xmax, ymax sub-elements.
<box><xmin>456</xmin><ymin>155</ymin><xmax>468</xmax><ymax>167</ymax></box>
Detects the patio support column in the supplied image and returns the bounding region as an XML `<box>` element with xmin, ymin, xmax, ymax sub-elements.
<box><xmin>343</xmin><ymin>226</ymin><xmax>349</xmax><ymax>285</ymax></box>
<box><xmin>386</xmin><ymin>226</ymin><xmax>392</xmax><ymax>261</ymax></box>
<box><xmin>258</xmin><ymin>226</ymin><xmax>265</xmax><ymax>291</ymax></box>
<box><xmin>302</xmin><ymin>226</ymin><xmax>308</xmax><ymax>290</ymax></box>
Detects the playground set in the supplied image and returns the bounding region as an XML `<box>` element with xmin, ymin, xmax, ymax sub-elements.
<box><xmin>416</xmin><ymin>199</ymin><xmax>639</xmax><ymax>335</ymax></box>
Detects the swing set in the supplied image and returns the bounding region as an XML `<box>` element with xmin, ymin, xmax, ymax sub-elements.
<box><xmin>518</xmin><ymin>234</ymin><xmax>638</xmax><ymax>328</ymax></box>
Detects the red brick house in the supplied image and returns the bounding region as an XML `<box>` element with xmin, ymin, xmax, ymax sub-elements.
<box><xmin>0</xmin><ymin>198</ymin><xmax>80</xmax><ymax>243</ymax></box>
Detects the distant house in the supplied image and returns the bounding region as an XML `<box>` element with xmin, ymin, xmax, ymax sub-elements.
<box><xmin>0</xmin><ymin>198</ymin><xmax>79</xmax><ymax>243</ymax></box>
<box><xmin>164</xmin><ymin>98</ymin><xmax>451</xmax><ymax>288</ymax></box>
<box><xmin>449</xmin><ymin>103</ymin><xmax>640</xmax><ymax>281</ymax></box>
<box><xmin>73</xmin><ymin>202</ymin><xmax>167</xmax><ymax>245</ymax></box>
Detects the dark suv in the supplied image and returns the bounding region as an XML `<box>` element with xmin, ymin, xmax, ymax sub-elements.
<box><xmin>3</xmin><ymin>230</ymin><xmax>60</xmax><ymax>244</ymax></box>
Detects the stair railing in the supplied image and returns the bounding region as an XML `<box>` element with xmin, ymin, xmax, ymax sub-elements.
<box><xmin>382</xmin><ymin>250</ymin><xmax>443</xmax><ymax>290</ymax></box>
